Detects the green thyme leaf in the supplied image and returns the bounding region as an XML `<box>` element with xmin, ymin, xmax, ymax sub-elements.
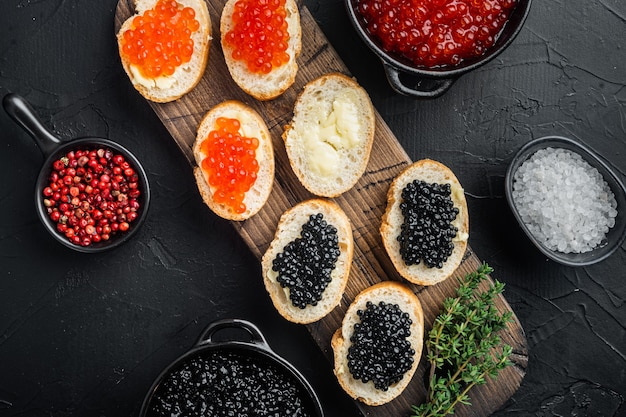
<box><xmin>411</xmin><ymin>263</ymin><xmax>513</xmax><ymax>417</ymax></box>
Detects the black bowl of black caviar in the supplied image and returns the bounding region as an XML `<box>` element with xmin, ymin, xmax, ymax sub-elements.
<box><xmin>345</xmin><ymin>0</ymin><xmax>532</xmax><ymax>98</ymax></box>
<box><xmin>140</xmin><ymin>319</ymin><xmax>325</xmax><ymax>417</ymax></box>
<box><xmin>505</xmin><ymin>136</ymin><xmax>626</xmax><ymax>266</ymax></box>
<box><xmin>3</xmin><ymin>93</ymin><xmax>150</xmax><ymax>253</ymax></box>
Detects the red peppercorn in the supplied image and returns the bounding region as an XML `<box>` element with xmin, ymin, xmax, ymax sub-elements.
<box><xmin>43</xmin><ymin>147</ymin><xmax>142</xmax><ymax>247</ymax></box>
<box><xmin>53</xmin><ymin>160</ymin><xmax>65</xmax><ymax>171</ymax></box>
<box><xmin>113</xmin><ymin>155</ymin><xmax>124</xmax><ymax>165</ymax></box>
<box><xmin>50</xmin><ymin>211</ymin><xmax>61</xmax><ymax>222</ymax></box>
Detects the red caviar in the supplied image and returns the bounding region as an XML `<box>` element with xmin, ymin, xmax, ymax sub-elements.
<box><xmin>224</xmin><ymin>0</ymin><xmax>291</xmax><ymax>74</ymax></box>
<box><xmin>356</xmin><ymin>0</ymin><xmax>518</xmax><ymax>68</ymax></box>
<box><xmin>120</xmin><ymin>0</ymin><xmax>200</xmax><ymax>79</ymax></box>
<box><xmin>200</xmin><ymin>117</ymin><xmax>260</xmax><ymax>214</ymax></box>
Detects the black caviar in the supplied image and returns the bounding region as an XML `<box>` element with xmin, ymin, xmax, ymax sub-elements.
<box><xmin>272</xmin><ymin>213</ymin><xmax>340</xmax><ymax>309</ymax></box>
<box><xmin>347</xmin><ymin>301</ymin><xmax>415</xmax><ymax>391</ymax></box>
<box><xmin>398</xmin><ymin>180</ymin><xmax>459</xmax><ymax>268</ymax></box>
<box><xmin>147</xmin><ymin>350</ymin><xmax>312</xmax><ymax>417</ymax></box>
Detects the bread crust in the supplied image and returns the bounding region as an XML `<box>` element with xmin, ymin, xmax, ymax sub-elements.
<box><xmin>283</xmin><ymin>72</ymin><xmax>376</xmax><ymax>197</ymax></box>
<box><xmin>332</xmin><ymin>281</ymin><xmax>424</xmax><ymax>406</ymax></box>
<box><xmin>117</xmin><ymin>0</ymin><xmax>212</xmax><ymax>103</ymax></box>
<box><xmin>220</xmin><ymin>0</ymin><xmax>301</xmax><ymax>100</ymax></box>
<box><xmin>261</xmin><ymin>199</ymin><xmax>353</xmax><ymax>323</ymax></box>
<box><xmin>380</xmin><ymin>159</ymin><xmax>469</xmax><ymax>286</ymax></box>
<box><xmin>193</xmin><ymin>100</ymin><xmax>275</xmax><ymax>221</ymax></box>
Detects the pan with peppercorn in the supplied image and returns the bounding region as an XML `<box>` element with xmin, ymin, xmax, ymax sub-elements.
<box><xmin>139</xmin><ymin>318</ymin><xmax>324</xmax><ymax>417</ymax></box>
<box><xmin>345</xmin><ymin>0</ymin><xmax>532</xmax><ymax>98</ymax></box>
<box><xmin>3</xmin><ymin>93</ymin><xmax>150</xmax><ymax>253</ymax></box>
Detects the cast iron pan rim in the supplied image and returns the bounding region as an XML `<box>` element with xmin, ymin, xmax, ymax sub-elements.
<box><xmin>504</xmin><ymin>135</ymin><xmax>626</xmax><ymax>266</ymax></box>
<box><xmin>34</xmin><ymin>137</ymin><xmax>151</xmax><ymax>253</ymax></box>
<box><xmin>139</xmin><ymin>319</ymin><xmax>324</xmax><ymax>417</ymax></box>
<box><xmin>344</xmin><ymin>0</ymin><xmax>533</xmax><ymax>78</ymax></box>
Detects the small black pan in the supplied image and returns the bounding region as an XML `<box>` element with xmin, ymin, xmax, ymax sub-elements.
<box><xmin>3</xmin><ymin>93</ymin><xmax>150</xmax><ymax>253</ymax></box>
<box><xmin>140</xmin><ymin>319</ymin><xmax>325</xmax><ymax>417</ymax></box>
<box><xmin>505</xmin><ymin>136</ymin><xmax>626</xmax><ymax>266</ymax></box>
<box><xmin>345</xmin><ymin>0</ymin><xmax>533</xmax><ymax>98</ymax></box>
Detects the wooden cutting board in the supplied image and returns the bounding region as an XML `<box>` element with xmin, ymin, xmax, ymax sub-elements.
<box><xmin>115</xmin><ymin>1</ymin><xmax>528</xmax><ymax>415</ymax></box>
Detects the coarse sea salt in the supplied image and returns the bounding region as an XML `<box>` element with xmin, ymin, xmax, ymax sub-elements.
<box><xmin>511</xmin><ymin>147</ymin><xmax>618</xmax><ymax>254</ymax></box>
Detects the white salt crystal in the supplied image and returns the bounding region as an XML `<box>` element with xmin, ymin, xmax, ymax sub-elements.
<box><xmin>512</xmin><ymin>147</ymin><xmax>618</xmax><ymax>253</ymax></box>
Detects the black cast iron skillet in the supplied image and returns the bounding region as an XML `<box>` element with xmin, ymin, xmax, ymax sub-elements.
<box><xmin>345</xmin><ymin>0</ymin><xmax>533</xmax><ymax>98</ymax></box>
<box><xmin>140</xmin><ymin>318</ymin><xmax>325</xmax><ymax>417</ymax></box>
<box><xmin>3</xmin><ymin>93</ymin><xmax>150</xmax><ymax>253</ymax></box>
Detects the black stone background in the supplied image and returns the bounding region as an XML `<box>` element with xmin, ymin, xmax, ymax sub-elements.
<box><xmin>0</xmin><ymin>0</ymin><xmax>625</xmax><ymax>416</ymax></box>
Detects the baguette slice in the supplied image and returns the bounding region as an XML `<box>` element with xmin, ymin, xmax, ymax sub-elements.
<box><xmin>220</xmin><ymin>0</ymin><xmax>301</xmax><ymax>100</ymax></box>
<box><xmin>193</xmin><ymin>100</ymin><xmax>274</xmax><ymax>221</ymax></box>
<box><xmin>332</xmin><ymin>281</ymin><xmax>424</xmax><ymax>406</ymax></box>
<box><xmin>283</xmin><ymin>73</ymin><xmax>376</xmax><ymax>197</ymax></box>
<box><xmin>117</xmin><ymin>0</ymin><xmax>212</xmax><ymax>103</ymax></box>
<box><xmin>261</xmin><ymin>199</ymin><xmax>353</xmax><ymax>324</ymax></box>
<box><xmin>381</xmin><ymin>159</ymin><xmax>469</xmax><ymax>286</ymax></box>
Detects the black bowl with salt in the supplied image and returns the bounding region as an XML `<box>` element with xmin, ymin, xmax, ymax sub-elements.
<box><xmin>505</xmin><ymin>136</ymin><xmax>626</xmax><ymax>266</ymax></box>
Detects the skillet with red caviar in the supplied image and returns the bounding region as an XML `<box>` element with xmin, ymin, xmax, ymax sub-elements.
<box><xmin>345</xmin><ymin>0</ymin><xmax>532</xmax><ymax>97</ymax></box>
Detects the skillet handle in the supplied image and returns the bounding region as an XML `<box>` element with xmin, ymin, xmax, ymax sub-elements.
<box><xmin>383</xmin><ymin>63</ymin><xmax>456</xmax><ymax>98</ymax></box>
<box><xmin>196</xmin><ymin>318</ymin><xmax>271</xmax><ymax>350</ymax></box>
<box><xmin>3</xmin><ymin>93</ymin><xmax>63</xmax><ymax>157</ymax></box>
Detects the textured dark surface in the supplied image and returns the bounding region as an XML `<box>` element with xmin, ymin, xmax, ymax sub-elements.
<box><xmin>0</xmin><ymin>1</ymin><xmax>624</xmax><ymax>417</ymax></box>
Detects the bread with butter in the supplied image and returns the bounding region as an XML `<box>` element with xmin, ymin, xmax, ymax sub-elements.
<box><xmin>116</xmin><ymin>0</ymin><xmax>212</xmax><ymax>103</ymax></box>
<box><xmin>283</xmin><ymin>72</ymin><xmax>375</xmax><ymax>197</ymax></box>
<box><xmin>193</xmin><ymin>100</ymin><xmax>274</xmax><ymax>221</ymax></box>
<box><xmin>380</xmin><ymin>159</ymin><xmax>469</xmax><ymax>286</ymax></box>
<box><xmin>331</xmin><ymin>281</ymin><xmax>424</xmax><ymax>406</ymax></box>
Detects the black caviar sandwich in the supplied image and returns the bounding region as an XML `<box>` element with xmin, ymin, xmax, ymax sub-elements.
<box><xmin>261</xmin><ymin>199</ymin><xmax>354</xmax><ymax>324</ymax></box>
<box><xmin>380</xmin><ymin>159</ymin><xmax>469</xmax><ymax>286</ymax></box>
<box><xmin>331</xmin><ymin>281</ymin><xmax>424</xmax><ymax>405</ymax></box>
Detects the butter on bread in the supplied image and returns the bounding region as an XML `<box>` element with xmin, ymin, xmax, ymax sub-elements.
<box><xmin>283</xmin><ymin>72</ymin><xmax>375</xmax><ymax>197</ymax></box>
<box><xmin>220</xmin><ymin>0</ymin><xmax>301</xmax><ymax>100</ymax></box>
<box><xmin>331</xmin><ymin>281</ymin><xmax>424</xmax><ymax>406</ymax></box>
<box><xmin>380</xmin><ymin>159</ymin><xmax>469</xmax><ymax>286</ymax></box>
<box><xmin>193</xmin><ymin>100</ymin><xmax>275</xmax><ymax>221</ymax></box>
<box><xmin>116</xmin><ymin>0</ymin><xmax>211</xmax><ymax>103</ymax></box>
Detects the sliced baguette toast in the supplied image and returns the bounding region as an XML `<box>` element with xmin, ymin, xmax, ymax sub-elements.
<box><xmin>380</xmin><ymin>159</ymin><xmax>469</xmax><ymax>285</ymax></box>
<box><xmin>331</xmin><ymin>281</ymin><xmax>424</xmax><ymax>406</ymax></box>
<box><xmin>117</xmin><ymin>0</ymin><xmax>212</xmax><ymax>103</ymax></box>
<box><xmin>220</xmin><ymin>0</ymin><xmax>301</xmax><ymax>100</ymax></box>
<box><xmin>283</xmin><ymin>72</ymin><xmax>376</xmax><ymax>197</ymax></box>
<box><xmin>261</xmin><ymin>199</ymin><xmax>353</xmax><ymax>324</ymax></box>
<box><xmin>193</xmin><ymin>100</ymin><xmax>274</xmax><ymax>221</ymax></box>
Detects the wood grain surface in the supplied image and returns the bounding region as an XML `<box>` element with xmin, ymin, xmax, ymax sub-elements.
<box><xmin>115</xmin><ymin>1</ymin><xmax>528</xmax><ymax>415</ymax></box>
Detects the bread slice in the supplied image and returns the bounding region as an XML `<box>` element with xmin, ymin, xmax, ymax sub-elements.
<box><xmin>283</xmin><ymin>72</ymin><xmax>376</xmax><ymax>197</ymax></box>
<box><xmin>117</xmin><ymin>0</ymin><xmax>212</xmax><ymax>103</ymax></box>
<box><xmin>220</xmin><ymin>0</ymin><xmax>301</xmax><ymax>100</ymax></box>
<box><xmin>193</xmin><ymin>100</ymin><xmax>274</xmax><ymax>221</ymax></box>
<box><xmin>261</xmin><ymin>199</ymin><xmax>353</xmax><ymax>324</ymax></box>
<box><xmin>380</xmin><ymin>159</ymin><xmax>469</xmax><ymax>286</ymax></box>
<box><xmin>331</xmin><ymin>281</ymin><xmax>424</xmax><ymax>406</ymax></box>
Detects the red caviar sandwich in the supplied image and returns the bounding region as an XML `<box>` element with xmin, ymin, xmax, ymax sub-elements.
<box><xmin>220</xmin><ymin>0</ymin><xmax>302</xmax><ymax>100</ymax></box>
<box><xmin>192</xmin><ymin>100</ymin><xmax>275</xmax><ymax>221</ymax></box>
<box><xmin>117</xmin><ymin>0</ymin><xmax>211</xmax><ymax>102</ymax></box>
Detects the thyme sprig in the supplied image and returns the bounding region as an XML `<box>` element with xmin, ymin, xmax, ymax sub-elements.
<box><xmin>411</xmin><ymin>263</ymin><xmax>513</xmax><ymax>417</ymax></box>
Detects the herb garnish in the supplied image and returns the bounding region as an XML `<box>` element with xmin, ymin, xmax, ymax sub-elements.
<box><xmin>412</xmin><ymin>263</ymin><xmax>513</xmax><ymax>417</ymax></box>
